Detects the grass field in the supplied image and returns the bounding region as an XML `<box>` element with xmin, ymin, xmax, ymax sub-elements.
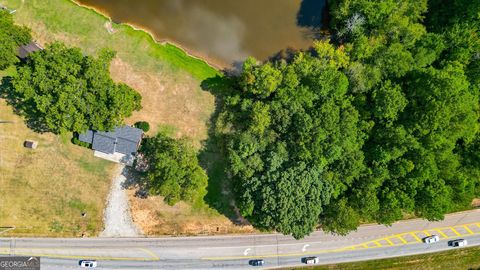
<box><xmin>0</xmin><ymin>99</ymin><xmax>115</xmax><ymax>236</ymax></box>
<box><xmin>0</xmin><ymin>0</ymin><xmax>242</xmax><ymax>236</ymax></box>
<box><xmin>287</xmin><ymin>246</ymin><xmax>480</xmax><ymax>270</ymax></box>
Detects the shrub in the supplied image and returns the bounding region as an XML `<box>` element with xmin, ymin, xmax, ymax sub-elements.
<box><xmin>71</xmin><ymin>137</ymin><xmax>91</xmax><ymax>148</ymax></box>
<box><xmin>135</xmin><ymin>121</ymin><xmax>150</xmax><ymax>132</ymax></box>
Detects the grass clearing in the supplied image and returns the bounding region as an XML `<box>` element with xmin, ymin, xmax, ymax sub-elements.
<box><xmin>0</xmin><ymin>99</ymin><xmax>115</xmax><ymax>236</ymax></box>
<box><xmin>289</xmin><ymin>246</ymin><xmax>480</xmax><ymax>270</ymax></box>
<box><xmin>0</xmin><ymin>0</ymin><xmax>242</xmax><ymax>236</ymax></box>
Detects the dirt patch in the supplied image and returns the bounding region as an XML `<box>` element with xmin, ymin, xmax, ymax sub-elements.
<box><xmin>109</xmin><ymin>58</ymin><xmax>215</xmax><ymax>144</ymax></box>
<box><xmin>472</xmin><ymin>198</ymin><xmax>480</xmax><ymax>208</ymax></box>
<box><xmin>127</xmin><ymin>189</ymin><xmax>255</xmax><ymax>236</ymax></box>
<box><xmin>104</xmin><ymin>21</ymin><xmax>116</xmax><ymax>34</ymax></box>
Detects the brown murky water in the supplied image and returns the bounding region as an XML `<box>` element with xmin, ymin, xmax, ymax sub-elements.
<box><xmin>77</xmin><ymin>0</ymin><xmax>326</xmax><ymax>65</ymax></box>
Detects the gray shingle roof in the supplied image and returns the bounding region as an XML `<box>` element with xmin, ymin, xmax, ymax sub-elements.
<box><xmin>17</xmin><ymin>42</ymin><xmax>43</xmax><ymax>59</ymax></box>
<box><xmin>92</xmin><ymin>134</ymin><xmax>116</xmax><ymax>154</ymax></box>
<box><xmin>78</xmin><ymin>130</ymin><xmax>94</xmax><ymax>144</ymax></box>
<box><xmin>78</xmin><ymin>126</ymin><xmax>143</xmax><ymax>155</ymax></box>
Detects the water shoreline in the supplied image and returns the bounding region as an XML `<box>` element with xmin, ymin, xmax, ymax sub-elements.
<box><xmin>70</xmin><ymin>0</ymin><xmax>229</xmax><ymax>70</ymax></box>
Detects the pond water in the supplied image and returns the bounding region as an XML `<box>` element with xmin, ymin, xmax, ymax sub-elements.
<box><xmin>77</xmin><ymin>0</ymin><xmax>327</xmax><ymax>66</ymax></box>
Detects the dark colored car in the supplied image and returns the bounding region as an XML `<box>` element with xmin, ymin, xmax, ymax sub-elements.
<box><xmin>249</xmin><ymin>259</ymin><xmax>265</xmax><ymax>266</ymax></box>
<box><xmin>448</xmin><ymin>239</ymin><xmax>468</xmax><ymax>247</ymax></box>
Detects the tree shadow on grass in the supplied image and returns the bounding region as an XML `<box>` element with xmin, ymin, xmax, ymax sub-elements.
<box><xmin>0</xmin><ymin>76</ymin><xmax>50</xmax><ymax>133</ymax></box>
<box><xmin>198</xmin><ymin>74</ymin><xmax>249</xmax><ymax>225</ymax></box>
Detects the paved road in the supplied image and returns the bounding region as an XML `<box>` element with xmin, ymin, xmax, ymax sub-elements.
<box><xmin>1</xmin><ymin>210</ymin><xmax>480</xmax><ymax>269</ymax></box>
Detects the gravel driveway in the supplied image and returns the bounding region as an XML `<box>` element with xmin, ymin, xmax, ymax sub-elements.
<box><xmin>100</xmin><ymin>164</ymin><xmax>143</xmax><ymax>237</ymax></box>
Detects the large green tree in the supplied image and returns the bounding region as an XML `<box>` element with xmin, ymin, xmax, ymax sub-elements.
<box><xmin>10</xmin><ymin>42</ymin><xmax>141</xmax><ymax>133</ymax></box>
<box><xmin>0</xmin><ymin>9</ymin><xmax>31</xmax><ymax>70</ymax></box>
<box><xmin>139</xmin><ymin>133</ymin><xmax>208</xmax><ymax>206</ymax></box>
<box><xmin>218</xmin><ymin>42</ymin><xmax>367</xmax><ymax>239</ymax></box>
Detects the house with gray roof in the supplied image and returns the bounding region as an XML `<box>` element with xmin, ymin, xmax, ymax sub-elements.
<box><xmin>78</xmin><ymin>126</ymin><xmax>143</xmax><ymax>165</ymax></box>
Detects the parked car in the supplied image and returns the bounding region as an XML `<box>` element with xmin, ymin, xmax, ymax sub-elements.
<box><xmin>302</xmin><ymin>256</ymin><xmax>320</xmax><ymax>264</ymax></box>
<box><xmin>249</xmin><ymin>259</ymin><xmax>265</xmax><ymax>266</ymax></box>
<box><xmin>423</xmin><ymin>235</ymin><xmax>440</xmax><ymax>244</ymax></box>
<box><xmin>449</xmin><ymin>239</ymin><xmax>468</xmax><ymax>247</ymax></box>
<box><xmin>79</xmin><ymin>260</ymin><xmax>97</xmax><ymax>268</ymax></box>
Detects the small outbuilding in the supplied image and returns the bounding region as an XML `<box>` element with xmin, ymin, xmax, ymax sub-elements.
<box><xmin>24</xmin><ymin>140</ymin><xmax>38</xmax><ymax>149</ymax></box>
<box><xmin>17</xmin><ymin>41</ymin><xmax>43</xmax><ymax>59</ymax></box>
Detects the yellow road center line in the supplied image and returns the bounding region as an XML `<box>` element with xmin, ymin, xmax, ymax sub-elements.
<box><xmin>138</xmin><ymin>248</ymin><xmax>160</xmax><ymax>261</ymax></box>
<box><xmin>463</xmin><ymin>225</ymin><xmax>474</xmax><ymax>235</ymax></box>
<box><xmin>398</xmin><ymin>236</ymin><xmax>407</xmax><ymax>244</ymax></box>
<box><xmin>202</xmin><ymin>221</ymin><xmax>480</xmax><ymax>261</ymax></box>
<box><xmin>385</xmin><ymin>238</ymin><xmax>394</xmax><ymax>246</ymax></box>
<box><xmin>436</xmin><ymin>229</ymin><xmax>448</xmax><ymax>238</ymax></box>
<box><xmin>410</xmin><ymin>233</ymin><xmax>422</xmax><ymax>242</ymax></box>
<box><xmin>450</xmin><ymin>227</ymin><xmax>461</xmax><ymax>236</ymax></box>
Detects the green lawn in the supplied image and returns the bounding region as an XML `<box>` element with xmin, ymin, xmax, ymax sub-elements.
<box><xmin>288</xmin><ymin>246</ymin><xmax>480</xmax><ymax>270</ymax></box>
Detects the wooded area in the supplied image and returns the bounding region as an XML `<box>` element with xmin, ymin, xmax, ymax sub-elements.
<box><xmin>216</xmin><ymin>0</ymin><xmax>480</xmax><ymax>238</ymax></box>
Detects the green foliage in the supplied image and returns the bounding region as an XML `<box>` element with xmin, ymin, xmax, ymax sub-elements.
<box><xmin>134</xmin><ymin>121</ymin><xmax>150</xmax><ymax>132</ymax></box>
<box><xmin>71</xmin><ymin>137</ymin><xmax>91</xmax><ymax>148</ymax></box>
<box><xmin>216</xmin><ymin>0</ymin><xmax>480</xmax><ymax>239</ymax></box>
<box><xmin>0</xmin><ymin>10</ymin><xmax>31</xmax><ymax>70</ymax></box>
<box><xmin>139</xmin><ymin>133</ymin><xmax>208</xmax><ymax>206</ymax></box>
<box><xmin>219</xmin><ymin>41</ymin><xmax>366</xmax><ymax>239</ymax></box>
<box><xmin>9</xmin><ymin>42</ymin><xmax>142</xmax><ymax>133</ymax></box>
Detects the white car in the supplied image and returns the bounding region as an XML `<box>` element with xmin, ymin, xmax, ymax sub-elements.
<box><xmin>303</xmin><ymin>256</ymin><xmax>320</xmax><ymax>264</ymax></box>
<box><xmin>423</xmin><ymin>235</ymin><xmax>440</xmax><ymax>244</ymax></box>
<box><xmin>79</xmin><ymin>260</ymin><xmax>97</xmax><ymax>268</ymax></box>
<box><xmin>450</xmin><ymin>239</ymin><xmax>468</xmax><ymax>247</ymax></box>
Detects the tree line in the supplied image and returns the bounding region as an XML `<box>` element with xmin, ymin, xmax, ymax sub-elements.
<box><xmin>215</xmin><ymin>0</ymin><xmax>480</xmax><ymax>238</ymax></box>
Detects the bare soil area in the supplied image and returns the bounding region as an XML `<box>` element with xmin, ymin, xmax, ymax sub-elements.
<box><xmin>127</xmin><ymin>189</ymin><xmax>255</xmax><ymax>236</ymax></box>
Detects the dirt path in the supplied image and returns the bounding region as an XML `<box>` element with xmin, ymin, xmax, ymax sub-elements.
<box><xmin>100</xmin><ymin>165</ymin><xmax>143</xmax><ymax>237</ymax></box>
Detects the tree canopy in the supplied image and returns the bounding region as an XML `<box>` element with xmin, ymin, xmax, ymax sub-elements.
<box><xmin>217</xmin><ymin>42</ymin><xmax>367</xmax><ymax>239</ymax></box>
<box><xmin>0</xmin><ymin>9</ymin><xmax>31</xmax><ymax>70</ymax></box>
<box><xmin>216</xmin><ymin>0</ymin><xmax>480</xmax><ymax>238</ymax></box>
<box><xmin>9</xmin><ymin>42</ymin><xmax>141</xmax><ymax>133</ymax></box>
<box><xmin>139</xmin><ymin>133</ymin><xmax>208</xmax><ymax>206</ymax></box>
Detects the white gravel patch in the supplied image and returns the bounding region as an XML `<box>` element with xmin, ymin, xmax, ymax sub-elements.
<box><xmin>100</xmin><ymin>164</ymin><xmax>143</xmax><ymax>237</ymax></box>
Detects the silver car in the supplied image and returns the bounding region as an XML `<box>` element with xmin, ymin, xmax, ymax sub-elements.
<box><xmin>423</xmin><ymin>235</ymin><xmax>440</xmax><ymax>244</ymax></box>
